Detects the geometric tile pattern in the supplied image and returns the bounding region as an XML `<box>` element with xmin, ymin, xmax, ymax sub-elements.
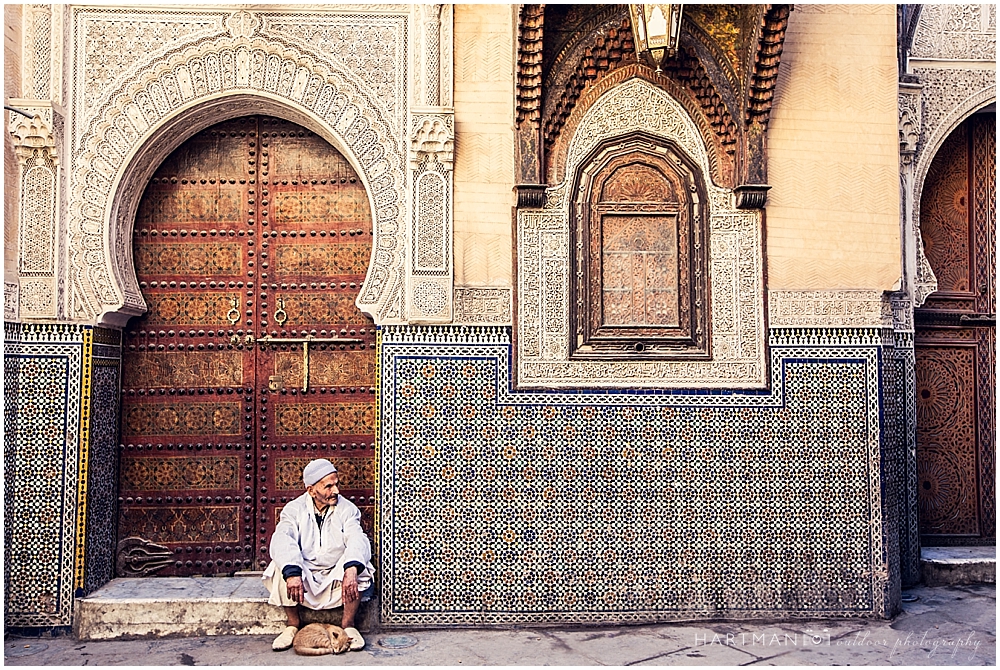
<box><xmin>3</xmin><ymin>323</ymin><xmax>85</xmax><ymax>628</ymax></box>
<box><xmin>82</xmin><ymin>355</ymin><xmax>122</xmax><ymax>596</ymax></box>
<box><xmin>380</xmin><ymin>326</ymin><xmax>900</xmax><ymax>624</ymax></box>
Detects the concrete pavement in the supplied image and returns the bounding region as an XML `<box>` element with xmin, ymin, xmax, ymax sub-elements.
<box><xmin>5</xmin><ymin>584</ymin><xmax>994</xmax><ymax>666</ymax></box>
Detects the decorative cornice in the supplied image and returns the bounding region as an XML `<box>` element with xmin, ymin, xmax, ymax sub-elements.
<box><xmin>746</xmin><ymin>5</ymin><xmax>790</xmax><ymax>129</ymax></box>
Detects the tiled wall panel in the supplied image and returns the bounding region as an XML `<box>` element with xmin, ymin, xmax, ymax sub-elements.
<box><xmin>82</xmin><ymin>329</ymin><xmax>122</xmax><ymax>595</ymax></box>
<box><xmin>3</xmin><ymin>323</ymin><xmax>122</xmax><ymax>629</ymax></box>
<box><xmin>4</xmin><ymin>323</ymin><xmax>84</xmax><ymax>628</ymax></box>
<box><xmin>379</xmin><ymin>326</ymin><xmax>903</xmax><ymax>625</ymax></box>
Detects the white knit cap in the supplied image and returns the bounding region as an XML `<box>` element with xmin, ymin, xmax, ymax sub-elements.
<box><xmin>302</xmin><ymin>458</ymin><xmax>338</xmax><ymax>486</ymax></box>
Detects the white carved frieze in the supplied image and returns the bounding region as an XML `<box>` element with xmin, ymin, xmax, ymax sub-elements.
<box><xmin>453</xmin><ymin>288</ymin><xmax>512</xmax><ymax>325</ymax></box>
<box><xmin>911</xmin><ymin>4</ymin><xmax>996</xmax><ymax>62</ymax></box>
<box><xmin>768</xmin><ymin>290</ymin><xmax>896</xmax><ymax>329</ymax></box>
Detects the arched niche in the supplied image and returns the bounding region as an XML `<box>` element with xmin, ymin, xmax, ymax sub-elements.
<box><xmin>909</xmin><ymin>90</ymin><xmax>996</xmax><ymax>307</ymax></box>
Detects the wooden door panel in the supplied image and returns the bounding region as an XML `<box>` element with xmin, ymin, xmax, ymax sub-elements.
<box><xmin>121</xmin><ymin>117</ymin><xmax>256</xmax><ymax>576</ymax></box>
<box><xmin>123</xmin><ymin>115</ymin><xmax>376</xmax><ymax>575</ymax></box>
<box><xmin>915</xmin><ymin>113</ymin><xmax>995</xmax><ymax>543</ymax></box>
<box><xmin>914</xmin><ymin>344</ymin><xmax>979</xmax><ymax>535</ymax></box>
<box><xmin>255</xmin><ymin>117</ymin><xmax>377</xmax><ymax>568</ymax></box>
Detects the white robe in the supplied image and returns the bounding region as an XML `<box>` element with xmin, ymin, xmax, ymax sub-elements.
<box><xmin>262</xmin><ymin>492</ymin><xmax>375</xmax><ymax>609</ymax></box>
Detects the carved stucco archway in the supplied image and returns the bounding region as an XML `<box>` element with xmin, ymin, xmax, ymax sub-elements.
<box><xmin>910</xmin><ymin>85</ymin><xmax>995</xmax><ymax>306</ymax></box>
<box><xmin>70</xmin><ymin>33</ymin><xmax>406</xmax><ymax>326</ymax></box>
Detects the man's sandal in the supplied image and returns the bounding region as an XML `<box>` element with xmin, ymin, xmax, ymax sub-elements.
<box><xmin>344</xmin><ymin>626</ymin><xmax>365</xmax><ymax>651</ymax></box>
<box><xmin>272</xmin><ymin>625</ymin><xmax>298</xmax><ymax>651</ymax></box>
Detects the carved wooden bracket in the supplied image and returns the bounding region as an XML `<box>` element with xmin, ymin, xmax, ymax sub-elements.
<box><xmin>515</xmin><ymin>183</ymin><xmax>547</xmax><ymax>209</ymax></box>
<box><xmin>734</xmin><ymin>184</ymin><xmax>772</xmax><ymax>210</ymax></box>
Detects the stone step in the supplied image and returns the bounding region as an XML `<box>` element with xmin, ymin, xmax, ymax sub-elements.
<box><xmin>74</xmin><ymin>577</ymin><xmax>377</xmax><ymax>641</ymax></box>
<box><xmin>920</xmin><ymin>546</ymin><xmax>996</xmax><ymax>586</ymax></box>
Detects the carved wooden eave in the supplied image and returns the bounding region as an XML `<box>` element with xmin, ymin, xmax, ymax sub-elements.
<box><xmin>515</xmin><ymin>4</ymin><xmax>546</xmax><ymax>200</ymax></box>
<box><xmin>517</xmin><ymin>4</ymin><xmax>790</xmax><ymax>208</ymax></box>
<box><xmin>516</xmin><ymin>4</ymin><xmax>545</xmax><ymax>127</ymax></box>
<box><xmin>746</xmin><ymin>5</ymin><xmax>790</xmax><ymax>130</ymax></box>
<box><xmin>685</xmin><ymin>4</ymin><xmax>790</xmax><ymax>202</ymax></box>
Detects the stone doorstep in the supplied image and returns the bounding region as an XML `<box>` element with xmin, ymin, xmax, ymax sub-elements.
<box><xmin>73</xmin><ymin>577</ymin><xmax>378</xmax><ymax>642</ymax></box>
<box><xmin>920</xmin><ymin>546</ymin><xmax>996</xmax><ymax>587</ymax></box>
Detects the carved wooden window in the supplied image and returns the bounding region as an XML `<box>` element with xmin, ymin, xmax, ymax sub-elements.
<box><xmin>572</xmin><ymin>137</ymin><xmax>710</xmax><ymax>359</ymax></box>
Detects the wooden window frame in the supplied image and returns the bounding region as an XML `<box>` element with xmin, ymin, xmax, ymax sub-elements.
<box><xmin>570</xmin><ymin>134</ymin><xmax>711</xmax><ymax>360</ymax></box>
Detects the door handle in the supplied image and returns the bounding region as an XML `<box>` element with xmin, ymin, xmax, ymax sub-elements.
<box><xmin>226</xmin><ymin>297</ymin><xmax>241</xmax><ymax>325</ymax></box>
<box><xmin>273</xmin><ymin>297</ymin><xmax>288</xmax><ymax>326</ymax></box>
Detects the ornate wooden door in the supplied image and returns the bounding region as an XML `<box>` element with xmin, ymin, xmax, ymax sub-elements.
<box><xmin>915</xmin><ymin>113</ymin><xmax>995</xmax><ymax>545</ymax></box>
<box><xmin>119</xmin><ymin>116</ymin><xmax>376</xmax><ymax>576</ymax></box>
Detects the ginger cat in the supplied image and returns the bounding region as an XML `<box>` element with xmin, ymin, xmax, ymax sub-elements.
<box><xmin>292</xmin><ymin>623</ymin><xmax>352</xmax><ymax>655</ymax></box>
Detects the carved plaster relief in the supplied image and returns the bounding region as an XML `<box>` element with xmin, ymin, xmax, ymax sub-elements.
<box><xmin>517</xmin><ymin>77</ymin><xmax>766</xmax><ymax>389</ymax></box>
<box><xmin>768</xmin><ymin>290</ymin><xmax>896</xmax><ymax>329</ymax></box>
<box><xmin>22</xmin><ymin>3</ymin><xmax>63</xmax><ymax>104</ymax></box>
<box><xmin>9</xmin><ymin>104</ymin><xmax>60</xmax><ymax>320</ymax></box>
<box><xmin>408</xmin><ymin>111</ymin><xmax>454</xmax><ymax>323</ymax></box>
<box><xmin>453</xmin><ymin>288</ymin><xmax>512</xmax><ymax>325</ymax></box>
<box><xmin>911</xmin><ymin>4</ymin><xmax>996</xmax><ymax>61</ymax></box>
<box><xmin>4</xmin><ymin>282</ymin><xmax>19</xmax><ymax>321</ymax></box>
<box><xmin>67</xmin><ymin>6</ymin><xmax>410</xmax><ymax>326</ymax></box>
<box><xmin>405</xmin><ymin>5</ymin><xmax>455</xmax><ymax>324</ymax></box>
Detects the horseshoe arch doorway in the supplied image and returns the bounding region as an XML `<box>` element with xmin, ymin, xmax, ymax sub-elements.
<box><xmin>117</xmin><ymin>115</ymin><xmax>377</xmax><ymax>577</ymax></box>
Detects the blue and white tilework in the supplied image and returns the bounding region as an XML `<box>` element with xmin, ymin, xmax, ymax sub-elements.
<box><xmin>82</xmin><ymin>329</ymin><xmax>122</xmax><ymax>596</ymax></box>
<box><xmin>379</xmin><ymin>326</ymin><xmax>904</xmax><ymax>625</ymax></box>
<box><xmin>4</xmin><ymin>323</ymin><xmax>85</xmax><ymax>628</ymax></box>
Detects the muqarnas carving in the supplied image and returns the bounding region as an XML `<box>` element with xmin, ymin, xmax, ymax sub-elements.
<box><xmin>515</xmin><ymin>4</ymin><xmax>790</xmax><ymax>202</ymax></box>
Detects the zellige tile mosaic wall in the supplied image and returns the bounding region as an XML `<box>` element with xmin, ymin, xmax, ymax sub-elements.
<box><xmin>3</xmin><ymin>323</ymin><xmax>122</xmax><ymax>629</ymax></box>
<box><xmin>379</xmin><ymin>326</ymin><xmax>904</xmax><ymax>625</ymax></box>
<box><xmin>4</xmin><ymin>323</ymin><xmax>85</xmax><ymax>628</ymax></box>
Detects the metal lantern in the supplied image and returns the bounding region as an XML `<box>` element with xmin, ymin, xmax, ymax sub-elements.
<box><xmin>629</xmin><ymin>4</ymin><xmax>684</xmax><ymax>73</ymax></box>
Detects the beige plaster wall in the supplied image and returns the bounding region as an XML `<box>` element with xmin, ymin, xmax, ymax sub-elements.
<box><xmin>5</xmin><ymin>5</ymin><xmax>22</xmax><ymax>286</ymax></box>
<box><xmin>766</xmin><ymin>4</ymin><xmax>901</xmax><ymax>290</ymax></box>
<box><xmin>452</xmin><ymin>4</ymin><xmax>514</xmax><ymax>288</ymax></box>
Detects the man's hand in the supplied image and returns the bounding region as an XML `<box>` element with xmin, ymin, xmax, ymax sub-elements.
<box><xmin>285</xmin><ymin>575</ymin><xmax>304</xmax><ymax>603</ymax></box>
<box><xmin>343</xmin><ymin>566</ymin><xmax>359</xmax><ymax>603</ymax></box>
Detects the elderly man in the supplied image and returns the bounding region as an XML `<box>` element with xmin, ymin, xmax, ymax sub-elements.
<box><xmin>263</xmin><ymin>458</ymin><xmax>375</xmax><ymax>652</ymax></box>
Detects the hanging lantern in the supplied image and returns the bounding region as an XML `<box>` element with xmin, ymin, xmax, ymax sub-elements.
<box><xmin>629</xmin><ymin>4</ymin><xmax>684</xmax><ymax>73</ymax></box>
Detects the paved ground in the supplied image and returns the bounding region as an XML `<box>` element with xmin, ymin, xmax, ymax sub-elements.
<box><xmin>5</xmin><ymin>584</ymin><xmax>994</xmax><ymax>666</ymax></box>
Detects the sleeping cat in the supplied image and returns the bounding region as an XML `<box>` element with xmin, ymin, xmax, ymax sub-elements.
<box><xmin>292</xmin><ymin>623</ymin><xmax>352</xmax><ymax>655</ymax></box>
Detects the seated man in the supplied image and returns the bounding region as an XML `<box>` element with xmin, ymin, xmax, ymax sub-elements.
<box><xmin>263</xmin><ymin>458</ymin><xmax>375</xmax><ymax>652</ymax></box>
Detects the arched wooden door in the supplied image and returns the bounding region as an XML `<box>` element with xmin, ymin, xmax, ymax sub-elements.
<box><xmin>915</xmin><ymin>112</ymin><xmax>995</xmax><ymax>545</ymax></box>
<box><xmin>118</xmin><ymin>116</ymin><xmax>376</xmax><ymax>576</ymax></box>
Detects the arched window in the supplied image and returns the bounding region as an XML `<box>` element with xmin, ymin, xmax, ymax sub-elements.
<box><xmin>571</xmin><ymin>135</ymin><xmax>710</xmax><ymax>359</ymax></box>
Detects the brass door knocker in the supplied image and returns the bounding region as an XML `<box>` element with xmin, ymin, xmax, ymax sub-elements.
<box><xmin>274</xmin><ymin>297</ymin><xmax>288</xmax><ymax>326</ymax></box>
<box><xmin>226</xmin><ymin>297</ymin><xmax>241</xmax><ymax>325</ymax></box>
